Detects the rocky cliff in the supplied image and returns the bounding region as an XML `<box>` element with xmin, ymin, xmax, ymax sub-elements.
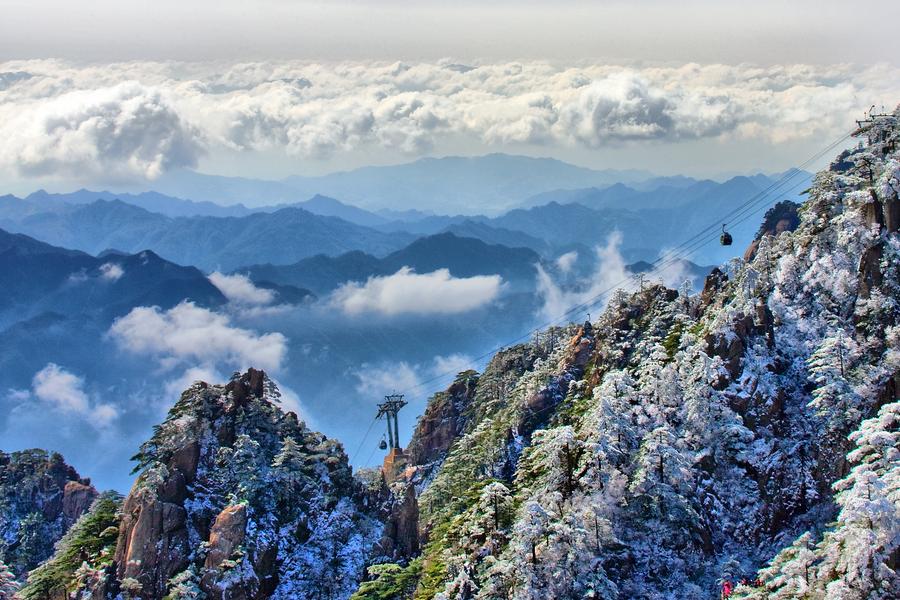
<box><xmin>28</xmin><ymin>369</ymin><xmax>381</xmax><ymax>600</ymax></box>
<box><xmin>0</xmin><ymin>449</ymin><xmax>98</xmax><ymax>579</ymax></box>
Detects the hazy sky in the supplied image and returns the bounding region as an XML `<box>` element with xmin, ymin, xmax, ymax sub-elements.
<box><xmin>4</xmin><ymin>1</ymin><xmax>899</xmax><ymax>64</ymax></box>
<box><xmin>1</xmin><ymin>0</ymin><xmax>899</xmax><ymax>189</ymax></box>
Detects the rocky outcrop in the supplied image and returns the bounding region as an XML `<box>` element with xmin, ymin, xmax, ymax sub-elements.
<box><xmin>699</xmin><ymin>267</ymin><xmax>728</xmax><ymax>310</ymax></box>
<box><xmin>406</xmin><ymin>371</ymin><xmax>478</xmax><ymax>467</ymax></box>
<box><xmin>0</xmin><ymin>449</ymin><xmax>98</xmax><ymax>577</ymax></box>
<box><xmin>202</xmin><ymin>504</ymin><xmax>249</xmax><ymax>597</ymax></box>
<box><xmin>62</xmin><ymin>480</ymin><xmax>99</xmax><ymax>523</ymax></box>
<box><xmin>858</xmin><ymin>241</ymin><xmax>885</xmax><ymax>299</ymax></box>
<box><xmin>103</xmin><ymin>369</ymin><xmax>379</xmax><ymax>600</ymax></box>
<box><xmin>744</xmin><ymin>201</ymin><xmax>800</xmax><ymax>261</ymax></box>
<box><xmin>885</xmin><ymin>195</ymin><xmax>900</xmax><ymax>233</ymax></box>
<box><xmin>378</xmin><ymin>483</ymin><xmax>419</xmax><ymax>560</ymax></box>
<box><xmin>114</xmin><ymin>484</ymin><xmax>190</xmax><ymax>598</ymax></box>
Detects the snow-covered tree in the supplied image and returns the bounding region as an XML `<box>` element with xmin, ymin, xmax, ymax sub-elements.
<box><xmin>167</xmin><ymin>566</ymin><xmax>206</xmax><ymax>600</ymax></box>
<box><xmin>755</xmin><ymin>532</ymin><xmax>817</xmax><ymax>599</ymax></box>
<box><xmin>811</xmin><ymin>401</ymin><xmax>900</xmax><ymax>599</ymax></box>
<box><xmin>0</xmin><ymin>560</ymin><xmax>18</xmax><ymax>600</ymax></box>
<box><xmin>807</xmin><ymin>331</ymin><xmax>862</xmax><ymax>436</ymax></box>
<box><xmin>516</xmin><ymin>427</ymin><xmax>588</xmax><ymax>501</ymax></box>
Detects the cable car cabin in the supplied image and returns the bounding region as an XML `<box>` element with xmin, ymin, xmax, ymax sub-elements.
<box><xmin>720</xmin><ymin>225</ymin><xmax>733</xmax><ymax>246</ymax></box>
<box><xmin>379</xmin><ymin>438</ymin><xmax>388</xmax><ymax>450</ymax></box>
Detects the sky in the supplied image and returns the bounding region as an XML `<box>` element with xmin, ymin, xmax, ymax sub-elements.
<box><xmin>1</xmin><ymin>0</ymin><xmax>899</xmax><ymax>190</ymax></box>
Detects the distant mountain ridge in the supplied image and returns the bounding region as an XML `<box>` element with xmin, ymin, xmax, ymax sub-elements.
<box><xmin>108</xmin><ymin>153</ymin><xmax>653</xmax><ymax>214</ymax></box>
<box><xmin>0</xmin><ymin>198</ymin><xmax>413</xmax><ymax>271</ymax></box>
<box><xmin>239</xmin><ymin>232</ymin><xmax>542</xmax><ymax>295</ymax></box>
<box><xmin>8</xmin><ymin>190</ymin><xmax>391</xmax><ymax>226</ymax></box>
<box><xmin>0</xmin><ymin>228</ymin><xmax>227</xmax><ymax>327</ymax></box>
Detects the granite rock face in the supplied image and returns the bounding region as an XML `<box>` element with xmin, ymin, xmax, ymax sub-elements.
<box><xmin>0</xmin><ymin>449</ymin><xmax>98</xmax><ymax>578</ymax></box>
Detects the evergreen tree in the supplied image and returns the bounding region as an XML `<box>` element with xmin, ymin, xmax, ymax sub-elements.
<box><xmin>166</xmin><ymin>566</ymin><xmax>206</xmax><ymax>600</ymax></box>
<box><xmin>0</xmin><ymin>560</ymin><xmax>18</xmax><ymax>600</ymax></box>
<box><xmin>756</xmin><ymin>532</ymin><xmax>816</xmax><ymax>599</ymax></box>
<box><xmin>807</xmin><ymin>331</ymin><xmax>862</xmax><ymax>435</ymax></box>
<box><xmin>811</xmin><ymin>401</ymin><xmax>900</xmax><ymax>599</ymax></box>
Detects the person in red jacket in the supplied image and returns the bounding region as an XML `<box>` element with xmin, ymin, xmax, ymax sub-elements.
<box><xmin>721</xmin><ymin>580</ymin><xmax>734</xmax><ymax>598</ymax></box>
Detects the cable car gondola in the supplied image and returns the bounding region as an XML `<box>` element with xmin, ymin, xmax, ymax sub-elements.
<box><xmin>379</xmin><ymin>437</ymin><xmax>388</xmax><ymax>451</ymax></box>
<box><xmin>720</xmin><ymin>224</ymin><xmax>733</xmax><ymax>246</ymax></box>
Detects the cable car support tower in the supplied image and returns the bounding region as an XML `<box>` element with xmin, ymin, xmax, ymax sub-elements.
<box><xmin>376</xmin><ymin>393</ymin><xmax>408</xmax><ymax>483</ymax></box>
<box><xmin>377</xmin><ymin>393</ymin><xmax>407</xmax><ymax>450</ymax></box>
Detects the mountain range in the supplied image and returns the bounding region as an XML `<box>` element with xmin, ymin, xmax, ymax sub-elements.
<box><xmin>0</xmin><ymin>199</ymin><xmax>413</xmax><ymax>272</ymax></box>
<box><xmin>0</xmin><ymin>229</ymin><xmax>226</xmax><ymax>328</ymax></box>
<box><xmin>1</xmin><ymin>111</ymin><xmax>897</xmax><ymax>600</ymax></box>
<box><xmin>0</xmin><ymin>168</ymin><xmax>809</xmax><ymax>275</ymax></box>
<box><xmin>119</xmin><ymin>153</ymin><xmax>654</xmax><ymax>214</ymax></box>
<box><xmin>239</xmin><ymin>232</ymin><xmax>543</xmax><ymax>295</ymax></box>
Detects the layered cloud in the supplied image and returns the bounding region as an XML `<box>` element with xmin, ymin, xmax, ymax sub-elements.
<box><xmin>1</xmin><ymin>59</ymin><xmax>898</xmax><ymax>180</ymax></box>
<box><xmin>332</xmin><ymin>267</ymin><xmax>502</xmax><ymax>316</ymax></box>
<box><xmin>108</xmin><ymin>301</ymin><xmax>287</xmax><ymax>372</ymax></box>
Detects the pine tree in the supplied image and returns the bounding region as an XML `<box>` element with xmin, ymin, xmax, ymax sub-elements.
<box><xmin>755</xmin><ymin>532</ymin><xmax>816</xmax><ymax>599</ymax></box>
<box><xmin>166</xmin><ymin>566</ymin><xmax>206</xmax><ymax>600</ymax></box>
<box><xmin>516</xmin><ymin>427</ymin><xmax>587</xmax><ymax>501</ymax></box>
<box><xmin>811</xmin><ymin>401</ymin><xmax>900</xmax><ymax>599</ymax></box>
<box><xmin>588</xmin><ymin>372</ymin><xmax>637</xmax><ymax>470</ymax></box>
<box><xmin>230</xmin><ymin>434</ymin><xmax>265</xmax><ymax>503</ymax></box>
<box><xmin>807</xmin><ymin>330</ymin><xmax>862</xmax><ymax>435</ymax></box>
<box><xmin>463</xmin><ymin>482</ymin><xmax>513</xmax><ymax>554</ymax></box>
<box><xmin>0</xmin><ymin>560</ymin><xmax>18</xmax><ymax>600</ymax></box>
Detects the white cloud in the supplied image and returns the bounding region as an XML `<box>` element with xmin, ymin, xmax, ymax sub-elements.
<box><xmin>108</xmin><ymin>301</ymin><xmax>287</xmax><ymax>372</ymax></box>
<box><xmin>353</xmin><ymin>361</ymin><xmax>422</xmax><ymax>399</ymax></box>
<box><xmin>31</xmin><ymin>363</ymin><xmax>118</xmax><ymax>426</ymax></box>
<box><xmin>353</xmin><ymin>353</ymin><xmax>474</xmax><ymax>400</ymax></box>
<box><xmin>536</xmin><ymin>232</ymin><xmax>635</xmax><ymax>321</ymax></box>
<box><xmin>0</xmin><ymin>80</ymin><xmax>202</xmax><ymax>181</ymax></box>
<box><xmin>208</xmin><ymin>271</ymin><xmax>276</xmax><ymax>305</ymax></box>
<box><xmin>431</xmin><ymin>353</ymin><xmax>475</xmax><ymax>377</ymax></box>
<box><xmin>555</xmin><ymin>250</ymin><xmax>578</xmax><ymax>274</ymax></box>
<box><xmin>99</xmin><ymin>262</ymin><xmax>124</xmax><ymax>281</ymax></box>
<box><xmin>0</xmin><ymin>59</ymin><xmax>897</xmax><ymax>178</ymax></box>
<box><xmin>332</xmin><ymin>267</ymin><xmax>502</xmax><ymax>316</ymax></box>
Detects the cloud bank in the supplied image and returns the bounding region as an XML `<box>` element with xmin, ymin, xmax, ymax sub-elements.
<box><xmin>0</xmin><ymin>59</ymin><xmax>898</xmax><ymax>181</ymax></box>
<box><xmin>332</xmin><ymin>267</ymin><xmax>502</xmax><ymax>316</ymax></box>
<box><xmin>0</xmin><ymin>81</ymin><xmax>201</xmax><ymax>180</ymax></box>
<box><xmin>353</xmin><ymin>353</ymin><xmax>476</xmax><ymax>402</ymax></box>
<box><xmin>108</xmin><ymin>301</ymin><xmax>287</xmax><ymax>372</ymax></box>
